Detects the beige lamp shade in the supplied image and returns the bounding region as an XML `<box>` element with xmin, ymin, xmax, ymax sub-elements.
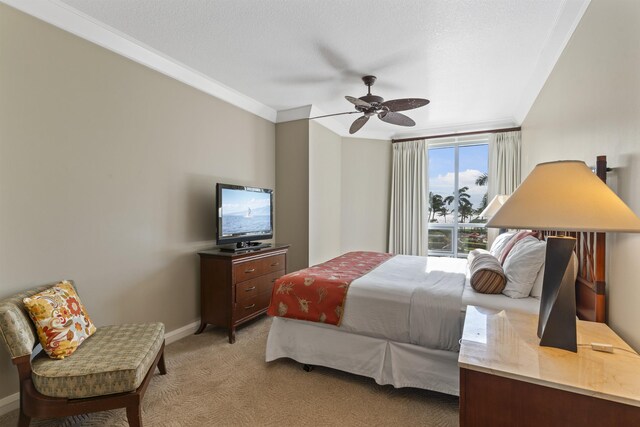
<box><xmin>486</xmin><ymin>160</ymin><xmax>640</xmax><ymax>233</ymax></box>
<box><xmin>479</xmin><ymin>195</ymin><xmax>510</xmax><ymax>219</ymax></box>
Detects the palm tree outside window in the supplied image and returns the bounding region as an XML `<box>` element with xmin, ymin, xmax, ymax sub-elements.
<box><xmin>427</xmin><ymin>137</ymin><xmax>489</xmax><ymax>257</ymax></box>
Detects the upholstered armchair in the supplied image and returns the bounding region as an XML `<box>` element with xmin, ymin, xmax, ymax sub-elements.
<box><xmin>0</xmin><ymin>281</ymin><xmax>166</xmax><ymax>427</ymax></box>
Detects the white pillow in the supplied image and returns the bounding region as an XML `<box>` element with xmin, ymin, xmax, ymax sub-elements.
<box><xmin>502</xmin><ymin>236</ymin><xmax>546</xmax><ymax>298</ymax></box>
<box><xmin>467</xmin><ymin>248</ymin><xmax>491</xmax><ymax>267</ymax></box>
<box><xmin>489</xmin><ymin>232</ymin><xmax>516</xmax><ymax>259</ymax></box>
<box><xmin>529</xmin><ymin>263</ymin><xmax>545</xmax><ymax>299</ymax></box>
<box><xmin>530</xmin><ymin>251</ymin><xmax>579</xmax><ymax>298</ymax></box>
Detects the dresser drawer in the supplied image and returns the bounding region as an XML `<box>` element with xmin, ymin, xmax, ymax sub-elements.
<box><xmin>262</xmin><ymin>254</ymin><xmax>285</xmax><ymax>274</ymax></box>
<box><xmin>233</xmin><ymin>258</ymin><xmax>263</xmax><ymax>283</ymax></box>
<box><xmin>233</xmin><ymin>254</ymin><xmax>286</xmax><ymax>283</ymax></box>
<box><xmin>235</xmin><ymin>270</ymin><xmax>284</xmax><ymax>304</ymax></box>
<box><xmin>233</xmin><ymin>291</ymin><xmax>271</xmax><ymax>321</ymax></box>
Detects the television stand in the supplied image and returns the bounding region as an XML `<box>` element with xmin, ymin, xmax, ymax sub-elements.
<box><xmin>219</xmin><ymin>242</ymin><xmax>272</xmax><ymax>253</ymax></box>
<box><xmin>196</xmin><ymin>244</ymin><xmax>290</xmax><ymax>343</ymax></box>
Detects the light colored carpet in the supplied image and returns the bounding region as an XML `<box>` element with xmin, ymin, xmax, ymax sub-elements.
<box><xmin>0</xmin><ymin>317</ymin><xmax>459</xmax><ymax>426</ymax></box>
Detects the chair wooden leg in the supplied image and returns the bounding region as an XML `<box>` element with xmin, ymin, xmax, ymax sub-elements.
<box><xmin>126</xmin><ymin>404</ymin><xmax>142</xmax><ymax>427</ymax></box>
<box><xmin>17</xmin><ymin>410</ymin><xmax>30</xmax><ymax>427</ymax></box>
<box><xmin>158</xmin><ymin>349</ymin><xmax>167</xmax><ymax>375</ymax></box>
<box><xmin>194</xmin><ymin>322</ymin><xmax>207</xmax><ymax>335</ymax></box>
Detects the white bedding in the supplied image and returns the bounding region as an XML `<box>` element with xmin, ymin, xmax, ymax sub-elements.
<box><xmin>266</xmin><ymin>253</ymin><xmax>543</xmax><ymax>395</ymax></box>
<box><xmin>461</xmin><ymin>281</ymin><xmax>540</xmax><ymax>314</ymax></box>
<box><xmin>339</xmin><ymin>255</ymin><xmax>467</xmax><ymax>351</ymax></box>
<box><xmin>266</xmin><ymin>316</ymin><xmax>461</xmax><ymax>395</ymax></box>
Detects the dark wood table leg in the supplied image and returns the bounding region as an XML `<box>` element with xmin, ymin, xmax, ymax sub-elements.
<box><xmin>194</xmin><ymin>322</ymin><xmax>207</xmax><ymax>335</ymax></box>
<box><xmin>228</xmin><ymin>327</ymin><xmax>236</xmax><ymax>344</ymax></box>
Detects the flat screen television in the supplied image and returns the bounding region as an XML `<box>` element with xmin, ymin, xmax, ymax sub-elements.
<box><xmin>216</xmin><ymin>183</ymin><xmax>273</xmax><ymax>250</ymax></box>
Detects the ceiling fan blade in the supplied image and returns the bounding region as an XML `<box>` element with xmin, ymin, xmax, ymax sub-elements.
<box><xmin>349</xmin><ymin>116</ymin><xmax>369</xmax><ymax>134</ymax></box>
<box><xmin>378</xmin><ymin>111</ymin><xmax>416</xmax><ymax>127</ymax></box>
<box><xmin>381</xmin><ymin>98</ymin><xmax>430</xmax><ymax>112</ymax></box>
<box><xmin>345</xmin><ymin>96</ymin><xmax>372</xmax><ymax>108</ymax></box>
<box><xmin>309</xmin><ymin>111</ymin><xmax>360</xmax><ymax>120</ymax></box>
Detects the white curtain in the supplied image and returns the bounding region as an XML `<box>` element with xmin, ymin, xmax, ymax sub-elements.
<box><xmin>488</xmin><ymin>130</ymin><xmax>522</xmax><ymax>197</ymax></box>
<box><xmin>388</xmin><ymin>140</ymin><xmax>428</xmax><ymax>256</ymax></box>
<box><xmin>488</xmin><ymin>130</ymin><xmax>522</xmax><ymax>243</ymax></box>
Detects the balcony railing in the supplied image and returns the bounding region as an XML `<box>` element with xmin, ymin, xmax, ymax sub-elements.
<box><xmin>427</xmin><ymin>223</ymin><xmax>488</xmax><ymax>258</ymax></box>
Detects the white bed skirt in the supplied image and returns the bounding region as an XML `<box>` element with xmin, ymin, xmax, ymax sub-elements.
<box><xmin>266</xmin><ymin>317</ymin><xmax>460</xmax><ymax>396</ymax></box>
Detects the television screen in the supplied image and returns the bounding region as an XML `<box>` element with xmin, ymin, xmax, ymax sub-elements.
<box><xmin>217</xmin><ymin>184</ymin><xmax>273</xmax><ymax>245</ymax></box>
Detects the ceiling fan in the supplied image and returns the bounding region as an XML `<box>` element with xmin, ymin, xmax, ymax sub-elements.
<box><xmin>311</xmin><ymin>75</ymin><xmax>430</xmax><ymax>134</ymax></box>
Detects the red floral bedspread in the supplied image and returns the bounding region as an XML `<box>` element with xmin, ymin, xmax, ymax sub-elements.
<box><xmin>267</xmin><ymin>251</ymin><xmax>394</xmax><ymax>326</ymax></box>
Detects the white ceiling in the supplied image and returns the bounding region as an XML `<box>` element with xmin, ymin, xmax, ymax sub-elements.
<box><xmin>14</xmin><ymin>0</ymin><xmax>590</xmax><ymax>139</ymax></box>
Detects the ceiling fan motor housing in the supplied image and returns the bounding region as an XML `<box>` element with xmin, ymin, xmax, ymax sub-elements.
<box><xmin>357</xmin><ymin>95</ymin><xmax>385</xmax><ymax>116</ymax></box>
<box><xmin>358</xmin><ymin>94</ymin><xmax>384</xmax><ymax>105</ymax></box>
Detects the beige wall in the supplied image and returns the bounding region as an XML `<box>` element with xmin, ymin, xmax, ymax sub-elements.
<box><xmin>275</xmin><ymin>120</ymin><xmax>309</xmax><ymax>272</ymax></box>
<box><xmin>0</xmin><ymin>4</ymin><xmax>275</xmax><ymax>401</ymax></box>
<box><xmin>341</xmin><ymin>138</ymin><xmax>392</xmax><ymax>253</ymax></box>
<box><xmin>276</xmin><ymin>122</ymin><xmax>392</xmax><ymax>268</ymax></box>
<box><xmin>309</xmin><ymin>122</ymin><xmax>342</xmax><ymax>265</ymax></box>
<box><xmin>521</xmin><ymin>0</ymin><xmax>640</xmax><ymax>349</ymax></box>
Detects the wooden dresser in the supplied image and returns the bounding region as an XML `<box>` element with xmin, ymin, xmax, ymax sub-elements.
<box><xmin>459</xmin><ymin>306</ymin><xmax>640</xmax><ymax>426</ymax></box>
<box><xmin>195</xmin><ymin>244</ymin><xmax>289</xmax><ymax>343</ymax></box>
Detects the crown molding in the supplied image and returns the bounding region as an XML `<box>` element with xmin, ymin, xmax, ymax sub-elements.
<box><xmin>340</xmin><ymin>130</ymin><xmax>393</xmax><ymax>141</ymax></box>
<box><xmin>276</xmin><ymin>105</ymin><xmax>313</xmax><ymax>123</ymax></box>
<box><xmin>391</xmin><ymin>117</ymin><xmax>518</xmax><ymax>140</ymax></box>
<box><xmin>308</xmin><ymin>105</ymin><xmax>354</xmax><ymax>138</ymax></box>
<box><xmin>2</xmin><ymin>0</ymin><xmax>277</xmax><ymax>122</ymax></box>
<box><xmin>513</xmin><ymin>0</ymin><xmax>591</xmax><ymax>123</ymax></box>
<box><xmin>277</xmin><ymin>105</ymin><xmax>391</xmax><ymax>141</ymax></box>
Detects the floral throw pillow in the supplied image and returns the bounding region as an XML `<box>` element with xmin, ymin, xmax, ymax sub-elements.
<box><xmin>23</xmin><ymin>281</ymin><xmax>96</xmax><ymax>359</ymax></box>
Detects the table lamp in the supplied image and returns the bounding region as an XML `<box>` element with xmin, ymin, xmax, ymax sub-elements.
<box><xmin>479</xmin><ymin>195</ymin><xmax>510</xmax><ymax>219</ymax></box>
<box><xmin>480</xmin><ymin>195</ymin><xmax>510</xmax><ymax>234</ymax></box>
<box><xmin>486</xmin><ymin>160</ymin><xmax>640</xmax><ymax>352</ymax></box>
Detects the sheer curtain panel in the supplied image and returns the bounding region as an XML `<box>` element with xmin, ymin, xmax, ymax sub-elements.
<box><xmin>388</xmin><ymin>140</ymin><xmax>428</xmax><ymax>255</ymax></box>
<box><xmin>487</xmin><ymin>130</ymin><xmax>522</xmax><ymax>244</ymax></box>
<box><xmin>489</xmin><ymin>130</ymin><xmax>522</xmax><ymax>197</ymax></box>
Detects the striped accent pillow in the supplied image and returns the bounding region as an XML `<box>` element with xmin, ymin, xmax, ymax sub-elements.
<box><xmin>470</xmin><ymin>253</ymin><xmax>506</xmax><ymax>294</ymax></box>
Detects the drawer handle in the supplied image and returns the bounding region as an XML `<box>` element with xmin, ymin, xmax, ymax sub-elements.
<box><xmin>244</xmin><ymin>304</ymin><xmax>256</xmax><ymax>309</ymax></box>
<box><xmin>270</xmin><ymin>262</ymin><xmax>280</xmax><ymax>267</ymax></box>
<box><xmin>271</xmin><ymin>278</ymin><xmax>277</xmax><ymax>283</ymax></box>
<box><xmin>244</xmin><ymin>286</ymin><xmax>256</xmax><ymax>292</ymax></box>
<box><xmin>245</xmin><ymin>268</ymin><xmax>256</xmax><ymax>273</ymax></box>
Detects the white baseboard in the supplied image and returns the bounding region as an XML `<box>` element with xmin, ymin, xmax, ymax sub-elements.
<box><xmin>0</xmin><ymin>392</ymin><xmax>19</xmax><ymax>417</ymax></box>
<box><xmin>0</xmin><ymin>320</ymin><xmax>201</xmax><ymax>417</ymax></box>
<box><xmin>164</xmin><ymin>320</ymin><xmax>200</xmax><ymax>345</ymax></box>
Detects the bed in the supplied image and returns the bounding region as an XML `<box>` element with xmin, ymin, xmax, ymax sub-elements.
<box><xmin>266</xmin><ymin>156</ymin><xmax>608</xmax><ymax>396</ymax></box>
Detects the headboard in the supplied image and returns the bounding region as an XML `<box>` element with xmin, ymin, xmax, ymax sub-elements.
<box><xmin>537</xmin><ymin>155</ymin><xmax>607</xmax><ymax>323</ymax></box>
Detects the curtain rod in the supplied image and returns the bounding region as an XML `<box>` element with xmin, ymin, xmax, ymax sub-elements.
<box><xmin>392</xmin><ymin>126</ymin><xmax>521</xmax><ymax>143</ymax></box>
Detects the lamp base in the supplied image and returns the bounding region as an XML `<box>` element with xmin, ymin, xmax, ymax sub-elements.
<box><xmin>537</xmin><ymin>236</ymin><xmax>577</xmax><ymax>352</ymax></box>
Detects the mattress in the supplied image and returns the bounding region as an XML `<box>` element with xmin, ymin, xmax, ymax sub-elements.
<box><xmin>328</xmin><ymin>254</ymin><xmax>467</xmax><ymax>351</ymax></box>
<box><xmin>461</xmin><ymin>281</ymin><xmax>540</xmax><ymax>315</ymax></box>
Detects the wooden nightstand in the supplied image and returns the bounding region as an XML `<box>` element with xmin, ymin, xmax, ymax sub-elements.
<box><xmin>195</xmin><ymin>244</ymin><xmax>289</xmax><ymax>343</ymax></box>
<box><xmin>458</xmin><ymin>306</ymin><xmax>640</xmax><ymax>426</ymax></box>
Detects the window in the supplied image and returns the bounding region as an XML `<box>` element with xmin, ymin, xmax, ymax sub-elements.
<box><xmin>427</xmin><ymin>137</ymin><xmax>489</xmax><ymax>257</ymax></box>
